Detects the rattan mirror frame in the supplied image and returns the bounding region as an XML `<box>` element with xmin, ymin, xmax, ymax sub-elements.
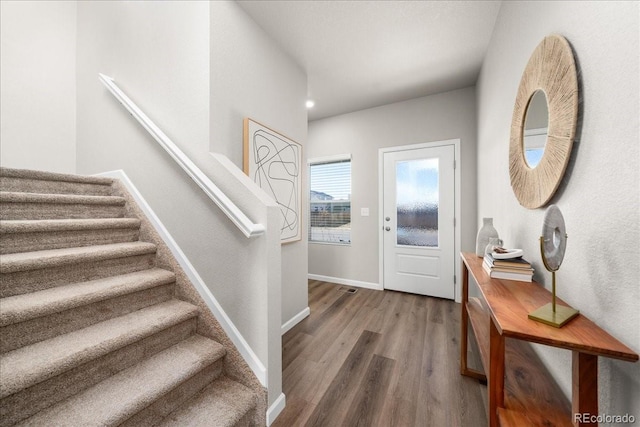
<box><xmin>509</xmin><ymin>35</ymin><xmax>578</xmax><ymax>209</ymax></box>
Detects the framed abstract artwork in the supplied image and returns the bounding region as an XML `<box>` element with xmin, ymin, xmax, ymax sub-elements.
<box><xmin>243</xmin><ymin>118</ymin><xmax>302</xmax><ymax>244</ymax></box>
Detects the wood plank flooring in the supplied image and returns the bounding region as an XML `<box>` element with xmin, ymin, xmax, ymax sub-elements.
<box><xmin>274</xmin><ymin>280</ymin><xmax>488</xmax><ymax>427</ymax></box>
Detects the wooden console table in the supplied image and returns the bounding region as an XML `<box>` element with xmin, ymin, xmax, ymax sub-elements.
<box><xmin>459</xmin><ymin>252</ymin><xmax>638</xmax><ymax>427</ymax></box>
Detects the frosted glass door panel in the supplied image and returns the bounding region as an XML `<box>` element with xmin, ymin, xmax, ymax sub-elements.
<box><xmin>396</xmin><ymin>159</ymin><xmax>439</xmax><ymax>247</ymax></box>
<box><xmin>382</xmin><ymin>143</ymin><xmax>455</xmax><ymax>299</ymax></box>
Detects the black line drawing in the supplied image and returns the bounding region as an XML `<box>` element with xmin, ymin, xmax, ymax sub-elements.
<box><xmin>245</xmin><ymin>120</ymin><xmax>302</xmax><ymax>243</ymax></box>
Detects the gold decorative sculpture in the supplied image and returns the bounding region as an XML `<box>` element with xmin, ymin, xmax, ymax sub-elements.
<box><xmin>529</xmin><ymin>205</ymin><xmax>579</xmax><ymax>327</ymax></box>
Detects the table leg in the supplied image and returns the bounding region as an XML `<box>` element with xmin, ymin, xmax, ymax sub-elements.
<box><xmin>460</xmin><ymin>262</ymin><xmax>469</xmax><ymax>375</ymax></box>
<box><xmin>489</xmin><ymin>319</ymin><xmax>505</xmax><ymax>427</ymax></box>
<box><xmin>572</xmin><ymin>351</ymin><xmax>598</xmax><ymax>426</ymax></box>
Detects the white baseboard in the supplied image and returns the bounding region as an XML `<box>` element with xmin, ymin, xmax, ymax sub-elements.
<box><xmin>266</xmin><ymin>393</ymin><xmax>286</xmax><ymax>426</ymax></box>
<box><xmin>281</xmin><ymin>307</ymin><xmax>310</xmax><ymax>335</ymax></box>
<box><xmin>308</xmin><ymin>274</ymin><xmax>383</xmax><ymax>291</ymax></box>
<box><xmin>97</xmin><ymin>170</ymin><xmax>267</xmax><ymax>386</ymax></box>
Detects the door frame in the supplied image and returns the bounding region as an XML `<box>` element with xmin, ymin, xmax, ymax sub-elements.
<box><xmin>378</xmin><ymin>139</ymin><xmax>462</xmax><ymax>302</ymax></box>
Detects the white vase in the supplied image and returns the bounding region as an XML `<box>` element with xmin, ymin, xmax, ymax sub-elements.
<box><xmin>476</xmin><ymin>218</ymin><xmax>499</xmax><ymax>257</ymax></box>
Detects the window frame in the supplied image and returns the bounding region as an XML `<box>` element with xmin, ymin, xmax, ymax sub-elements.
<box><xmin>308</xmin><ymin>153</ymin><xmax>352</xmax><ymax>246</ymax></box>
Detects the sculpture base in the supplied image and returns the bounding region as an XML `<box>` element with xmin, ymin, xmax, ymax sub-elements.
<box><xmin>528</xmin><ymin>303</ymin><xmax>579</xmax><ymax>328</ymax></box>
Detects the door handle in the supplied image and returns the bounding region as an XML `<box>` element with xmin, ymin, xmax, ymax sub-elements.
<box><xmin>385</xmin><ymin>226</ymin><xmax>391</xmax><ymax>231</ymax></box>
<box><xmin>385</xmin><ymin>217</ymin><xmax>391</xmax><ymax>221</ymax></box>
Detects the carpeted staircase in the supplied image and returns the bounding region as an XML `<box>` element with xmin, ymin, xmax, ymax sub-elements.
<box><xmin>0</xmin><ymin>167</ymin><xmax>262</xmax><ymax>426</ymax></box>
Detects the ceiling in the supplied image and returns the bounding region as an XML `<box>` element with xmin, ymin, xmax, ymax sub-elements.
<box><xmin>237</xmin><ymin>1</ymin><xmax>502</xmax><ymax>121</ymax></box>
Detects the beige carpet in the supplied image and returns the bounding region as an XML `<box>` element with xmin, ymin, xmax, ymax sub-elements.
<box><xmin>0</xmin><ymin>167</ymin><xmax>263</xmax><ymax>426</ymax></box>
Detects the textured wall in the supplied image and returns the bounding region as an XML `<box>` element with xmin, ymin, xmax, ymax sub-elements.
<box><xmin>0</xmin><ymin>1</ymin><xmax>76</xmax><ymax>173</ymax></box>
<box><xmin>75</xmin><ymin>0</ymin><xmax>305</xmax><ymax>407</ymax></box>
<box><xmin>476</xmin><ymin>0</ymin><xmax>639</xmax><ymax>417</ymax></box>
<box><xmin>308</xmin><ymin>87</ymin><xmax>478</xmax><ymax>300</ymax></box>
<box><xmin>209</xmin><ymin>0</ymin><xmax>309</xmax><ymax>332</ymax></box>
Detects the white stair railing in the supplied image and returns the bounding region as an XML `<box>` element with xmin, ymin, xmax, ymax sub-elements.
<box><xmin>98</xmin><ymin>73</ymin><xmax>265</xmax><ymax>238</ymax></box>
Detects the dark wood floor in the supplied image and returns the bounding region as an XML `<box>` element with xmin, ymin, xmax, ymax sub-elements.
<box><xmin>273</xmin><ymin>280</ymin><xmax>487</xmax><ymax>427</ymax></box>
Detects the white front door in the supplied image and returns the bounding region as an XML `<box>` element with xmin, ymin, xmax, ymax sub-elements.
<box><xmin>382</xmin><ymin>144</ymin><xmax>455</xmax><ymax>299</ymax></box>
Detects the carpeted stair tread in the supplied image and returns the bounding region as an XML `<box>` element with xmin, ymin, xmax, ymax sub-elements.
<box><xmin>158</xmin><ymin>376</ymin><xmax>256</xmax><ymax>427</ymax></box>
<box><xmin>0</xmin><ymin>299</ymin><xmax>199</xmax><ymax>398</ymax></box>
<box><xmin>15</xmin><ymin>335</ymin><xmax>226</xmax><ymax>427</ymax></box>
<box><xmin>0</xmin><ymin>241</ymin><xmax>157</xmax><ymax>274</ymax></box>
<box><xmin>0</xmin><ymin>191</ymin><xmax>125</xmax><ymax>206</ymax></box>
<box><xmin>0</xmin><ymin>167</ymin><xmax>114</xmax><ymax>186</ymax></box>
<box><xmin>0</xmin><ymin>219</ymin><xmax>143</xmax><ymax>255</ymax></box>
<box><xmin>0</xmin><ymin>268</ymin><xmax>176</xmax><ymax>327</ymax></box>
<box><xmin>0</xmin><ymin>218</ymin><xmax>141</xmax><ymax>234</ymax></box>
<box><xmin>0</xmin><ymin>167</ymin><xmax>261</xmax><ymax>426</ymax></box>
<box><xmin>0</xmin><ymin>168</ymin><xmax>115</xmax><ymax>197</ymax></box>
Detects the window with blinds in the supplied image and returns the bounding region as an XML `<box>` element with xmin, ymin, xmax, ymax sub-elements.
<box><xmin>309</xmin><ymin>156</ymin><xmax>351</xmax><ymax>244</ymax></box>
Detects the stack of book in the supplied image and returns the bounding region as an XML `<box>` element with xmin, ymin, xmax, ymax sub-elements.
<box><xmin>482</xmin><ymin>252</ymin><xmax>534</xmax><ymax>282</ymax></box>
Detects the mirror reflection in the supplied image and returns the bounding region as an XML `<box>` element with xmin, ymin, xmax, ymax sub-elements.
<box><xmin>523</xmin><ymin>90</ymin><xmax>549</xmax><ymax>168</ymax></box>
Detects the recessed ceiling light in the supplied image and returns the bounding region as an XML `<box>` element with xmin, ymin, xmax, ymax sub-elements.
<box><xmin>305</xmin><ymin>99</ymin><xmax>315</xmax><ymax>109</ymax></box>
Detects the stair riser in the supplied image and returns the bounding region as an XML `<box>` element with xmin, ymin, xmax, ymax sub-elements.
<box><xmin>0</xmin><ymin>168</ymin><xmax>260</xmax><ymax>427</ymax></box>
<box><xmin>0</xmin><ymin>203</ymin><xmax>125</xmax><ymax>220</ymax></box>
<box><xmin>0</xmin><ymin>228</ymin><xmax>141</xmax><ymax>254</ymax></box>
<box><xmin>234</xmin><ymin>410</ymin><xmax>255</xmax><ymax>427</ymax></box>
<box><xmin>0</xmin><ymin>319</ymin><xmax>198</xmax><ymax>427</ymax></box>
<box><xmin>1</xmin><ymin>284</ymin><xmax>174</xmax><ymax>353</ymax></box>
<box><xmin>0</xmin><ymin>177</ymin><xmax>113</xmax><ymax>196</ymax></box>
<box><xmin>0</xmin><ymin>254</ymin><xmax>156</xmax><ymax>298</ymax></box>
<box><xmin>120</xmin><ymin>360</ymin><xmax>225</xmax><ymax>427</ymax></box>
<box><xmin>156</xmin><ymin>377</ymin><xmax>258</xmax><ymax>427</ymax></box>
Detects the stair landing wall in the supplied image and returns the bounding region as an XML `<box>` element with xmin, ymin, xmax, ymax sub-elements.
<box><xmin>110</xmin><ymin>179</ymin><xmax>267</xmax><ymax>426</ymax></box>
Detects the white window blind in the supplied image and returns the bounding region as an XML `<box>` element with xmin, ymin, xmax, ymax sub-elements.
<box><xmin>309</xmin><ymin>156</ymin><xmax>351</xmax><ymax>244</ymax></box>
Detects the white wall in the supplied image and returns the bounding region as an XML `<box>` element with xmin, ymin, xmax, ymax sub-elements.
<box><xmin>1</xmin><ymin>0</ymin><xmax>307</xmax><ymax>410</ymax></box>
<box><xmin>209</xmin><ymin>0</ymin><xmax>309</xmax><ymax>334</ymax></box>
<box><xmin>0</xmin><ymin>0</ymin><xmax>76</xmax><ymax>173</ymax></box>
<box><xmin>75</xmin><ymin>0</ymin><xmax>307</xmax><ymax>408</ymax></box>
<box><xmin>477</xmin><ymin>0</ymin><xmax>639</xmax><ymax>418</ymax></box>
<box><xmin>307</xmin><ymin>87</ymin><xmax>478</xmax><ymax>296</ymax></box>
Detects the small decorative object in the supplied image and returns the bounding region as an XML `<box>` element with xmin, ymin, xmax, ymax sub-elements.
<box><xmin>484</xmin><ymin>237</ymin><xmax>504</xmax><ymax>257</ymax></box>
<box><xmin>492</xmin><ymin>248</ymin><xmax>524</xmax><ymax>259</ymax></box>
<box><xmin>243</xmin><ymin>118</ymin><xmax>302</xmax><ymax>244</ymax></box>
<box><xmin>476</xmin><ymin>218</ymin><xmax>499</xmax><ymax>257</ymax></box>
<box><xmin>528</xmin><ymin>205</ymin><xmax>579</xmax><ymax>327</ymax></box>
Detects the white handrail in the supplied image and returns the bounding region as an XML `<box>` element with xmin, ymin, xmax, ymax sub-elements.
<box><xmin>98</xmin><ymin>73</ymin><xmax>265</xmax><ymax>238</ymax></box>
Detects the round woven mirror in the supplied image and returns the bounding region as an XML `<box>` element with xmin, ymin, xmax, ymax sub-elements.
<box><xmin>509</xmin><ymin>34</ymin><xmax>578</xmax><ymax>209</ymax></box>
